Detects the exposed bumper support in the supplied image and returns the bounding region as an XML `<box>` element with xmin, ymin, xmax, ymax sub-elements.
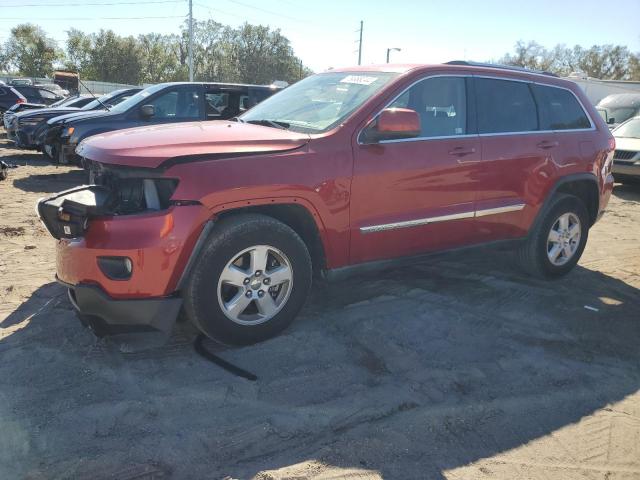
<box><xmin>63</xmin><ymin>280</ymin><xmax>182</xmax><ymax>337</ymax></box>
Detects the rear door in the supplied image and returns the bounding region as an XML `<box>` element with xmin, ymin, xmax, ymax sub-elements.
<box><xmin>473</xmin><ymin>76</ymin><xmax>559</xmax><ymax>242</ymax></box>
<box><xmin>350</xmin><ymin>75</ymin><xmax>481</xmax><ymax>264</ymax></box>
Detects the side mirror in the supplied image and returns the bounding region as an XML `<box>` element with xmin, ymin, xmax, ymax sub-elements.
<box><xmin>362</xmin><ymin>108</ymin><xmax>421</xmax><ymax>143</ymax></box>
<box><xmin>140</xmin><ymin>104</ymin><xmax>155</xmax><ymax>119</ymax></box>
<box><xmin>607</xmin><ymin>117</ymin><xmax>616</xmax><ymax>125</ymax></box>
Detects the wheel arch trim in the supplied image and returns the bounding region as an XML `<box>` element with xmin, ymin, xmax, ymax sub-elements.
<box><xmin>532</xmin><ymin>173</ymin><xmax>599</xmax><ymax>233</ymax></box>
<box><xmin>175</xmin><ymin>196</ymin><xmax>332</xmax><ymax>291</ymax></box>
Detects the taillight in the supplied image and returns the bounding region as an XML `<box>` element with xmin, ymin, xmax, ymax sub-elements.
<box><xmin>608</xmin><ymin>137</ymin><xmax>616</xmax><ymax>150</ymax></box>
<box><xmin>16</xmin><ymin>98</ymin><xmax>25</xmax><ymax>104</ymax></box>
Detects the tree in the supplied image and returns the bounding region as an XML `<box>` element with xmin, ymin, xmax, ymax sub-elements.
<box><xmin>138</xmin><ymin>33</ymin><xmax>183</xmax><ymax>83</ymax></box>
<box><xmin>64</xmin><ymin>29</ymin><xmax>144</xmax><ymax>84</ymax></box>
<box><xmin>499</xmin><ymin>41</ymin><xmax>640</xmax><ymax>80</ymax></box>
<box><xmin>4</xmin><ymin>24</ymin><xmax>62</xmax><ymax>77</ymax></box>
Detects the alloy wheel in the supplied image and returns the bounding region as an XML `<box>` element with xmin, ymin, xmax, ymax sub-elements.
<box><xmin>216</xmin><ymin>245</ymin><xmax>293</xmax><ymax>325</ymax></box>
<box><xmin>546</xmin><ymin>212</ymin><xmax>581</xmax><ymax>266</ymax></box>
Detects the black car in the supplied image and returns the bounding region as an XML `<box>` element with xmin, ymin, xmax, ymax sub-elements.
<box><xmin>9</xmin><ymin>88</ymin><xmax>142</xmax><ymax>151</ymax></box>
<box><xmin>3</xmin><ymin>95</ymin><xmax>92</xmax><ymax>130</ymax></box>
<box><xmin>48</xmin><ymin>82</ymin><xmax>281</xmax><ymax>164</ymax></box>
<box><xmin>13</xmin><ymin>85</ymin><xmax>64</xmax><ymax>106</ymax></box>
<box><xmin>0</xmin><ymin>85</ymin><xmax>27</xmax><ymax>115</ymax></box>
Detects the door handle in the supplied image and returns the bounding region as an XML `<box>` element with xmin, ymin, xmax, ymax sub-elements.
<box><xmin>537</xmin><ymin>140</ymin><xmax>559</xmax><ymax>149</ymax></box>
<box><xmin>448</xmin><ymin>147</ymin><xmax>476</xmax><ymax>157</ymax></box>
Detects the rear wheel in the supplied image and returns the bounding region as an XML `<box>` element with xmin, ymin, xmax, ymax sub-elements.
<box><xmin>183</xmin><ymin>214</ymin><xmax>312</xmax><ymax>345</ymax></box>
<box><xmin>517</xmin><ymin>194</ymin><xmax>589</xmax><ymax>278</ymax></box>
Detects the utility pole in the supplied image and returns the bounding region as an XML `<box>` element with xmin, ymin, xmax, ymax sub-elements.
<box><xmin>357</xmin><ymin>20</ymin><xmax>363</xmax><ymax>65</ymax></box>
<box><xmin>188</xmin><ymin>0</ymin><xmax>194</xmax><ymax>81</ymax></box>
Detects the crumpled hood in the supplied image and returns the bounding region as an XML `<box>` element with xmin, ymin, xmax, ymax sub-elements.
<box><xmin>76</xmin><ymin>121</ymin><xmax>311</xmax><ymax>169</ymax></box>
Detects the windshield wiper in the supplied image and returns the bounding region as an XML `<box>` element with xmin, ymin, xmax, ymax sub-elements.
<box><xmin>245</xmin><ymin>119</ymin><xmax>290</xmax><ymax>130</ymax></box>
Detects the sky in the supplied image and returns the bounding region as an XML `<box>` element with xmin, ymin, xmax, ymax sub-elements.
<box><xmin>1</xmin><ymin>0</ymin><xmax>639</xmax><ymax>73</ymax></box>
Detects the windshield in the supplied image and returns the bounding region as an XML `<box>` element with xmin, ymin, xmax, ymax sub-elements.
<box><xmin>613</xmin><ymin>117</ymin><xmax>640</xmax><ymax>138</ymax></box>
<box><xmin>108</xmin><ymin>84</ymin><xmax>166</xmax><ymax>114</ymax></box>
<box><xmin>601</xmin><ymin>107</ymin><xmax>638</xmax><ymax>124</ymax></box>
<box><xmin>240</xmin><ymin>71</ymin><xmax>400</xmax><ymax>133</ymax></box>
<box><xmin>81</xmin><ymin>92</ymin><xmax>122</xmax><ymax>111</ymax></box>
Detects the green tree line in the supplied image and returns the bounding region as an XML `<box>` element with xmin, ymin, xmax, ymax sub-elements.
<box><xmin>498</xmin><ymin>40</ymin><xmax>640</xmax><ymax>80</ymax></box>
<box><xmin>0</xmin><ymin>20</ymin><xmax>313</xmax><ymax>85</ymax></box>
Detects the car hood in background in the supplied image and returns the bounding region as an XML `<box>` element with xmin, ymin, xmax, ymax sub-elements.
<box><xmin>76</xmin><ymin>121</ymin><xmax>311</xmax><ymax>168</ymax></box>
<box><xmin>47</xmin><ymin>109</ymin><xmax>111</xmax><ymax>126</ymax></box>
<box><xmin>614</xmin><ymin>137</ymin><xmax>640</xmax><ymax>152</ymax></box>
<box><xmin>17</xmin><ymin>107</ymin><xmax>82</xmax><ymax>120</ymax></box>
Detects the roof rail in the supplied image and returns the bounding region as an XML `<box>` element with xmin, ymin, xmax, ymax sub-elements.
<box><xmin>445</xmin><ymin>60</ymin><xmax>559</xmax><ymax>77</ymax></box>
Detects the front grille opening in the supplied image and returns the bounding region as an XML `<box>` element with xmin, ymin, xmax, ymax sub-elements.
<box><xmin>614</xmin><ymin>150</ymin><xmax>637</xmax><ymax>160</ymax></box>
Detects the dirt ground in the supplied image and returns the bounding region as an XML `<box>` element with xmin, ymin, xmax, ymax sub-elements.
<box><xmin>1</xmin><ymin>131</ymin><xmax>639</xmax><ymax>480</ymax></box>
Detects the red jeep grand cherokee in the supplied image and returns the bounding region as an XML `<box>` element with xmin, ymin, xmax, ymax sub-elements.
<box><xmin>38</xmin><ymin>62</ymin><xmax>615</xmax><ymax>345</ymax></box>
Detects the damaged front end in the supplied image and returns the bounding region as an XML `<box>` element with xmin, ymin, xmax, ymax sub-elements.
<box><xmin>36</xmin><ymin>161</ymin><xmax>207</xmax><ymax>342</ymax></box>
<box><xmin>38</xmin><ymin>160</ymin><xmax>181</xmax><ymax>240</ymax></box>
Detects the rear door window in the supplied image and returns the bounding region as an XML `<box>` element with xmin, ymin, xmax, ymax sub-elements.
<box><xmin>205</xmin><ymin>92</ymin><xmax>230</xmax><ymax>119</ymax></box>
<box><xmin>388</xmin><ymin>76</ymin><xmax>468</xmax><ymax>138</ymax></box>
<box><xmin>475</xmin><ymin>78</ymin><xmax>538</xmax><ymax>134</ymax></box>
<box><xmin>532</xmin><ymin>84</ymin><xmax>591</xmax><ymax>130</ymax></box>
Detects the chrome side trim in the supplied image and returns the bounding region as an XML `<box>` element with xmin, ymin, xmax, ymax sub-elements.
<box><xmin>360</xmin><ymin>211</ymin><xmax>474</xmax><ymax>233</ymax></box>
<box><xmin>360</xmin><ymin>203</ymin><xmax>526</xmax><ymax>233</ymax></box>
<box><xmin>475</xmin><ymin>203</ymin><xmax>526</xmax><ymax>217</ymax></box>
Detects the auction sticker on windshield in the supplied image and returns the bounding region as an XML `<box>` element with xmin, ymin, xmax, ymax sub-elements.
<box><xmin>340</xmin><ymin>75</ymin><xmax>378</xmax><ymax>85</ymax></box>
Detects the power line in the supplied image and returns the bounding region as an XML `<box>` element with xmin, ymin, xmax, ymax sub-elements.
<box><xmin>224</xmin><ymin>0</ymin><xmax>308</xmax><ymax>23</ymax></box>
<box><xmin>0</xmin><ymin>0</ymin><xmax>182</xmax><ymax>6</ymax></box>
<box><xmin>0</xmin><ymin>15</ymin><xmax>186</xmax><ymax>21</ymax></box>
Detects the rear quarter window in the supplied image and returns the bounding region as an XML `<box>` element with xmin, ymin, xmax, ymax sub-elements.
<box><xmin>532</xmin><ymin>84</ymin><xmax>591</xmax><ymax>130</ymax></box>
<box><xmin>476</xmin><ymin>77</ymin><xmax>538</xmax><ymax>134</ymax></box>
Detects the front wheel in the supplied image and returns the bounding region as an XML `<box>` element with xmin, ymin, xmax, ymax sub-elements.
<box><xmin>517</xmin><ymin>194</ymin><xmax>589</xmax><ymax>279</ymax></box>
<box><xmin>183</xmin><ymin>214</ymin><xmax>312</xmax><ymax>345</ymax></box>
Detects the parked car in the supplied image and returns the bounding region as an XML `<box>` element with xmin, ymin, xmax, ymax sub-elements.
<box><xmin>0</xmin><ymin>85</ymin><xmax>27</xmax><ymax>117</ymax></box>
<box><xmin>9</xmin><ymin>78</ymin><xmax>33</xmax><ymax>86</ymax></box>
<box><xmin>611</xmin><ymin>116</ymin><xmax>640</xmax><ymax>183</ymax></box>
<box><xmin>13</xmin><ymin>85</ymin><xmax>65</xmax><ymax>106</ymax></box>
<box><xmin>44</xmin><ymin>82</ymin><xmax>281</xmax><ymax>164</ymax></box>
<box><xmin>7</xmin><ymin>88</ymin><xmax>141</xmax><ymax>150</ymax></box>
<box><xmin>3</xmin><ymin>95</ymin><xmax>92</xmax><ymax>131</ymax></box>
<box><xmin>596</xmin><ymin>93</ymin><xmax>640</xmax><ymax>129</ymax></box>
<box><xmin>38</xmin><ymin>62</ymin><xmax>614</xmax><ymax>345</ymax></box>
<box><xmin>49</xmin><ymin>95</ymin><xmax>92</xmax><ymax>109</ymax></box>
<box><xmin>36</xmin><ymin>83</ymin><xmax>70</xmax><ymax>97</ymax></box>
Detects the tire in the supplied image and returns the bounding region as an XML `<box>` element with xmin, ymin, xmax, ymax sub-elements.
<box><xmin>517</xmin><ymin>194</ymin><xmax>589</xmax><ymax>279</ymax></box>
<box><xmin>42</xmin><ymin>142</ymin><xmax>56</xmax><ymax>161</ymax></box>
<box><xmin>183</xmin><ymin>214</ymin><xmax>312</xmax><ymax>345</ymax></box>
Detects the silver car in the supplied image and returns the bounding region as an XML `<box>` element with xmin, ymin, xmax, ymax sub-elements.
<box><xmin>612</xmin><ymin>116</ymin><xmax>640</xmax><ymax>184</ymax></box>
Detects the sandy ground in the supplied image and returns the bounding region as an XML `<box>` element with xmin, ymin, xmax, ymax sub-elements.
<box><xmin>1</xmin><ymin>131</ymin><xmax>640</xmax><ymax>480</ymax></box>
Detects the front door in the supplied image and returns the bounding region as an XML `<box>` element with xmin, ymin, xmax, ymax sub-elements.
<box><xmin>350</xmin><ymin>75</ymin><xmax>481</xmax><ymax>264</ymax></box>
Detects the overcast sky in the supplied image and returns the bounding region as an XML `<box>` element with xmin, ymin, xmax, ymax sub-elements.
<box><xmin>1</xmin><ymin>0</ymin><xmax>639</xmax><ymax>72</ymax></box>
